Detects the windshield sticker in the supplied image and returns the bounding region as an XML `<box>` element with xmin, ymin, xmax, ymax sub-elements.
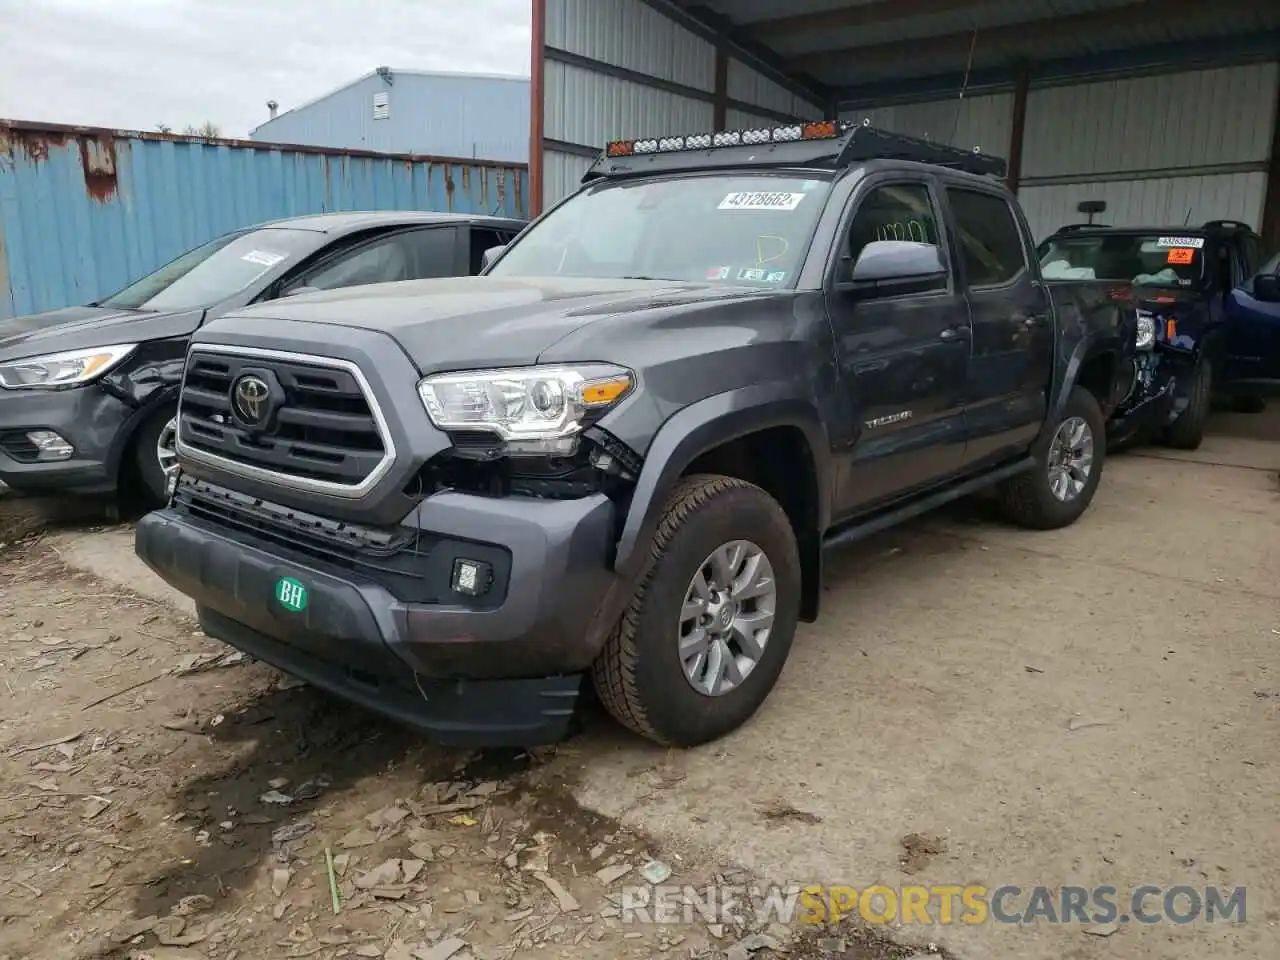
<box><xmin>719</xmin><ymin>192</ymin><xmax>806</xmax><ymax>211</ymax></box>
<box><xmin>1166</xmin><ymin>247</ymin><xmax>1196</xmax><ymax>265</ymax></box>
<box><xmin>241</xmin><ymin>250</ymin><xmax>287</xmax><ymax>267</ymax></box>
<box><xmin>1155</xmin><ymin>236</ymin><xmax>1205</xmax><ymax>249</ymax></box>
<box><xmin>737</xmin><ymin>267</ymin><xmax>768</xmax><ymax>281</ymax></box>
<box><xmin>766</xmin><ymin>270</ymin><xmax>787</xmax><ymax>283</ymax></box>
<box><xmin>706</xmin><ymin>265</ymin><xmax>732</xmax><ymax>280</ymax></box>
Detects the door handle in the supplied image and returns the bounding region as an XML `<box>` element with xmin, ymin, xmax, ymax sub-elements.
<box><xmin>939</xmin><ymin>326</ymin><xmax>969</xmax><ymax>341</ymax></box>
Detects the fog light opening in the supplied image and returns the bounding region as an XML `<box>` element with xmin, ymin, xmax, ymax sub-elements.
<box><xmin>451</xmin><ymin>558</ymin><xmax>493</xmax><ymax>597</ymax></box>
<box><xmin>26</xmin><ymin>430</ymin><xmax>74</xmax><ymax>461</ymax></box>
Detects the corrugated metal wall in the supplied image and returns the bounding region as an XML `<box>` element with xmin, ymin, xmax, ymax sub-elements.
<box><xmin>839</xmin><ymin>93</ymin><xmax>1014</xmax><ymax>156</ymax></box>
<box><xmin>248</xmin><ymin>71</ymin><xmax>530</xmax><ymax>164</ymax></box>
<box><xmin>539</xmin><ymin>0</ymin><xmax>818</xmax><ymax>210</ymax></box>
<box><xmin>1018</xmin><ymin>63</ymin><xmax>1278</xmax><ymax>239</ymax></box>
<box><xmin>0</xmin><ymin>122</ymin><xmax>528</xmax><ymax>320</ymax></box>
<box><xmin>542</xmin><ymin>0</ymin><xmax>716</xmax><ymax>210</ymax></box>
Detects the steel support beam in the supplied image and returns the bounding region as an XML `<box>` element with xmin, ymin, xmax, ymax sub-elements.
<box><xmin>530</xmin><ymin>0</ymin><xmax>546</xmax><ymax>218</ymax></box>
<box><xmin>1006</xmin><ymin>63</ymin><xmax>1030</xmax><ymax>193</ymax></box>
<box><xmin>714</xmin><ymin>42</ymin><xmax>729</xmax><ymax>131</ymax></box>
<box><xmin>1262</xmin><ymin>68</ymin><xmax>1280</xmax><ymax>248</ymax></box>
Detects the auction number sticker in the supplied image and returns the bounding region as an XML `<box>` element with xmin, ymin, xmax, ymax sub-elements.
<box><xmin>241</xmin><ymin>249</ymin><xmax>287</xmax><ymax>267</ymax></box>
<box><xmin>1155</xmin><ymin>236</ymin><xmax>1204</xmax><ymax>249</ymax></box>
<box><xmin>719</xmin><ymin>191</ymin><xmax>806</xmax><ymax>211</ymax></box>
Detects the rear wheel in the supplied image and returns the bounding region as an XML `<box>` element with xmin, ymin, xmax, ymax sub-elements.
<box><xmin>591</xmin><ymin>475</ymin><xmax>801</xmax><ymax>746</ymax></box>
<box><xmin>997</xmin><ymin>386</ymin><xmax>1105</xmax><ymax>530</ymax></box>
<box><xmin>1162</xmin><ymin>359</ymin><xmax>1210</xmax><ymax>450</ymax></box>
<box><xmin>130</xmin><ymin>404</ymin><xmax>179</xmax><ymax>509</ymax></box>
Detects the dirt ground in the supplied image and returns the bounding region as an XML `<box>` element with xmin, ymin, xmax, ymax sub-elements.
<box><xmin>2</xmin><ymin>409</ymin><xmax>1277</xmax><ymax>960</ymax></box>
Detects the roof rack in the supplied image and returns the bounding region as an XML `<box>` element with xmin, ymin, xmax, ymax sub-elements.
<box><xmin>583</xmin><ymin>119</ymin><xmax>1007</xmax><ymax>183</ymax></box>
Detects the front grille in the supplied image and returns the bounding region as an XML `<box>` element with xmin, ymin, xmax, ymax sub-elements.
<box><xmin>0</xmin><ymin>431</ymin><xmax>39</xmax><ymax>462</ymax></box>
<box><xmin>179</xmin><ymin>349</ymin><xmax>388</xmax><ymax>489</ymax></box>
<box><xmin>173</xmin><ymin>474</ymin><xmax>443</xmax><ymax>603</ymax></box>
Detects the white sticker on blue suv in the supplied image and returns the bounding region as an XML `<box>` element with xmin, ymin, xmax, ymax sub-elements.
<box><xmin>719</xmin><ymin>192</ymin><xmax>806</xmax><ymax>211</ymax></box>
<box><xmin>1155</xmin><ymin>236</ymin><xmax>1205</xmax><ymax>249</ymax></box>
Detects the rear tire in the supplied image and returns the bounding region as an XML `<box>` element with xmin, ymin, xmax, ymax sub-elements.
<box><xmin>1162</xmin><ymin>359</ymin><xmax>1210</xmax><ymax>450</ymax></box>
<box><xmin>130</xmin><ymin>404</ymin><xmax>178</xmax><ymax>510</ymax></box>
<box><xmin>591</xmin><ymin>475</ymin><xmax>801</xmax><ymax>746</ymax></box>
<box><xmin>997</xmin><ymin>386</ymin><xmax>1105</xmax><ymax>530</ymax></box>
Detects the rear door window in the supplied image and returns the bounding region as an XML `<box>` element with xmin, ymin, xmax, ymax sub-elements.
<box><xmin>946</xmin><ymin>188</ymin><xmax>1028</xmax><ymax>287</ymax></box>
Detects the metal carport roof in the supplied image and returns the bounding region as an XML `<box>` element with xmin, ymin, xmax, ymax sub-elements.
<box><xmin>656</xmin><ymin>0</ymin><xmax>1280</xmax><ymax>105</ymax></box>
<box><xmin>531</xmin><ymin>0</ymin><xmax>1280</xmax><ymax>238</ymax></box>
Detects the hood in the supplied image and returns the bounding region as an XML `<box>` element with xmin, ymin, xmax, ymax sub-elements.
<box><xmin>200</xmin><ymin>276</ymin><xmax>776</xmax><ymax>373</ymax></box>
<box><xmin>0</xmin><ymin>304</ymin><xmax>205</xmax><ymax>362</ymax></box>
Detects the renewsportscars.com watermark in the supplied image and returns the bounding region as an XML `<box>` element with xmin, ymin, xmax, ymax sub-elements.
<box><xmin>618</xmin><ymin>884</ymin><xmax>1246</xmax><ymax>927</ymax></box>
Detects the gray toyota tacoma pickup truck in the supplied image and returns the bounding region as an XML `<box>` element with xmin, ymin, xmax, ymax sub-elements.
<box><xmin>135</xmin><ymin>121</ymin><xmax>1162</xmax><ymax>747</ymax></box>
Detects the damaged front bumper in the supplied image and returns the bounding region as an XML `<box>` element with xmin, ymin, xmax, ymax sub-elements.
<box><xmin>1108</xmin><ymin>350</ymin><xmax>1179</xmax><ymax>445</ymax></box>
<box><xmin>135</xmin><ymin>474</ymin><xmax>623</xmax><ymax>747</ymax></box>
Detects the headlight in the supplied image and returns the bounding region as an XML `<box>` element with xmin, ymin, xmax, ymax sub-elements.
<box><xmin>1135</xmin><ymin>310</ymin><xmax>1155</xmax><ymax>350</ymax></box>
<box><xmin>0</xmin><ymin>344</ymin><xmax>137</xmax><ymax>390</ymax></box>
<box><xmin>418</xmin><ymin>364</ymin><xmax>634</xmax><ymax>454</ymax></box>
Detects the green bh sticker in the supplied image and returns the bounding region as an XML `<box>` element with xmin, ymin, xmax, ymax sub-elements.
<box><xmin>275</xmin><ymin>576</ymin><xmax>308</xmax><ymax>613</ymax></box>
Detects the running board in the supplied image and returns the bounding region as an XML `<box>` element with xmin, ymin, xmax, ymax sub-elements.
<box><xmin>822</xmin><ymin>457</ymin><xmax>1035</xmax><ymax>553</ymax></box>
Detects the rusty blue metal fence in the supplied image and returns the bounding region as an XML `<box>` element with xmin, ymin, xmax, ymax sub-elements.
<box><xmin>0</xmin><ymin>120</ymin><xmax>528</xmax><ymax>321</ymax></box>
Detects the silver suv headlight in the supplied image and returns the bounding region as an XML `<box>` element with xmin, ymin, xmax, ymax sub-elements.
<box><xmin>1135</xmin><ymin>310</ymin><xmax>1155</xmax><ymax>350</ymax></box>
<box><xmin>0</xmin><ymin>344</ymin><xmax>137</xmax><ymax>390</ymax></box>
<box><xmin>417</xmin><ymin>364</ymin><xmax>634</xmax><ymax>454</ymax></box>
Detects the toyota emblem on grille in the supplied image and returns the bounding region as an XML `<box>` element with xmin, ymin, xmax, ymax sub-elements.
<box><xmin>232</xmin><ymin>374</ymin><xmax>272</xmax><ymax>425</ymax></box>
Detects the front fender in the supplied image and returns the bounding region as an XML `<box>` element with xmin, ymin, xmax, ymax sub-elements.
<box><xmin>1049</xmin><ymin>333</ymin><xmax>1103</xmax><ymax>427</ymax></box>
<box><xmin>613</xmin><ymin>381</ymin><xmax>834</xmax><ymax>578</ymax></box>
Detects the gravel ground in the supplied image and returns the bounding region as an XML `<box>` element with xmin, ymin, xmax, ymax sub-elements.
<box><xmin>2</xmin><ymin>408</ymin><xmax>1276</xmax><ymax>960</ymax></box>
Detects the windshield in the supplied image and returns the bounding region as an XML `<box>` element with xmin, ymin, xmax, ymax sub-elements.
<box><xmin>1037</xmin><ymin>233</ymin><xmax>1205</xmax><ymax>289</ymax></box>
<box><xmin>489</xmin><ymin>173</ymin><xmax>832</xmax><ymax>286</ymax></box>
<box><xmin>99</xmin><ymin>228</ymin><xmax>319</xmax><ymax>310</ymax></box>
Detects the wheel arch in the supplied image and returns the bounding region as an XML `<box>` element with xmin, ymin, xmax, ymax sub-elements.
<box><xmin>613</xmin><ymin>382</ymin><xmax>834</xmax><ymax>623</ymax></box>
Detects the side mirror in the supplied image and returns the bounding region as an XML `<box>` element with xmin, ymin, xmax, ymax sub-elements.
<box><xmin>1253</xmin><ymin>273</ymin><xmax>1280</xmax><ymax>303</ymax></box>
<box><xmin>480</xmin><ymin>245</ymin><xmax>507</xmax><ymax>272</ymax></box>
<box><xmin>283</xmin><ymin>285</ymin><xmax>321</xmax><ymax>298</ymax></box>
<box><xmin>843</xmin><ymin>240</ymin><xmax>947</xmax><ymax>294</ymax></box>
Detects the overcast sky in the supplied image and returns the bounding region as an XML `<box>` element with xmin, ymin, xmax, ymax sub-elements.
<box><xmin>0</xmin><ymin>0</ymin><xmax>531</xmax><ymax>137</ymax></box>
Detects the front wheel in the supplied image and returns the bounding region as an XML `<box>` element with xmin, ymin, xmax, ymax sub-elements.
<box><xmin>1162</xmin><ymin>359</ymin><xmax>1210</xmax><ymax>450</ymax></box>
<box><xmin>997</xmin><ymin>386</ymin><xmax>1106</xmax><ymax>530</ymax></box>
<box><xmin>591</xmin><ymin>475</ymin><xmax>801</xmax><ymax>746</ymax></box>
<box><xmin>131</xmin><ymin>405</ymin><xmax>179</xmax><ymax>509</ymax></box>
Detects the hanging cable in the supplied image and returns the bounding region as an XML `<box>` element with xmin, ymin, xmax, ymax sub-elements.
<box><xmin>949</xmin><ymin>4</ymin><xmax>985</xmax><ymax>147</ymax></box>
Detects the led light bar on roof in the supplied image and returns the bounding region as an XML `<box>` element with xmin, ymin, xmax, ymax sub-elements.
<box><xmin>605</xmin><ymin>120</ymin><xmax>846</xmax><ymax>158</ymax></box>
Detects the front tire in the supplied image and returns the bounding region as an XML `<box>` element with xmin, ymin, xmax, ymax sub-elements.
<box><xmin>1162</xmin><ymin>359</ymin><xmax>1210</xmax><ymax>450</ymax></box>
<box><xmin>998</xmin><ymin>386</ymin><xmax>1106</xmax><ymax>530</ymax></box>
<box><xmin>591</xmin><ymin>475</ymin><xmax>801</xmax><ymax>746</ymax></box>
<box><xmin>131</xmin><ymin>405</ymin><xmax>179</xmax><ymax>509</ymax></box>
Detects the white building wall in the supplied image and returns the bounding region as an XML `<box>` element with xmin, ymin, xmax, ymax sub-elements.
<box><xmin>542</xmin><ymin>0</ymin><xmax>717</xmax><ymax>209</ymax></box>
<box><xmin>541</xmin><ymin>0</ymin><xmax>822</xmax><ymax>209</ymax></box>
<box><xmin>1018</xmin><ymin>63</ymin><xmax>1278</xmax><ymax>239</ymax></box>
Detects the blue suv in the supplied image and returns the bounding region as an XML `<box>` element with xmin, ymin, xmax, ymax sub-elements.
<box><xmin>1039</xmin><ymin>220</ymin><xmax>1279</xmax><ymax>449</ymax></box>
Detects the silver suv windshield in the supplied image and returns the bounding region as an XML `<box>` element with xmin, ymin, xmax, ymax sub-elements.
<box><xmin>99</xmin><ymin>228</ymin><xmax>319</xmax><ymax>311</ymax></box>
<box><xmin>488</xmin><ymin>173</ymin><xmax>833</xmax><ymax>287</ymax></box>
